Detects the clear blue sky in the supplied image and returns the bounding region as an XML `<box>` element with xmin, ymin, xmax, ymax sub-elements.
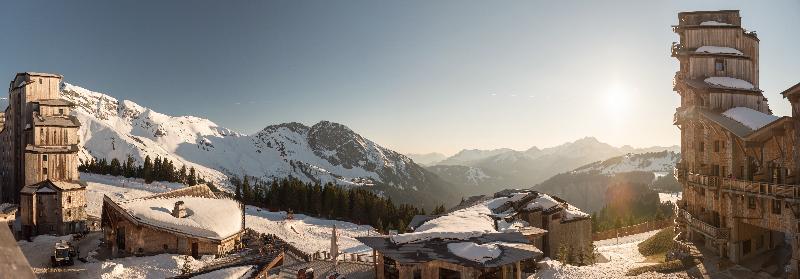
<box><xmin>1</xmin><ymin>0</ymin><xmax>798</xmax><ymax>155</ymax></box>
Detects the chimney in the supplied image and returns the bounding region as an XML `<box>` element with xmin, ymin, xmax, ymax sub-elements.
<box><xmin>172</xmin><ymin>201</ymin><xmax>186</xmax><ymax>218</ymax></box>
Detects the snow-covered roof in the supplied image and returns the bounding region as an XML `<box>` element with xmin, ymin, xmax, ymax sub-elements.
<box><xmin>695</xmin><ymin>46</ymin><xmax>743</xmax><ymax>56</ymax></box>
<box><xmin>118</xmin><ymin>196</ymin><xmax>243</xmax><ymax>240</ymax></box>
<box><xmin>704</xmin><ymin>77</ymin><xmax>755</xmax><ymax>90</ymax></box>
<box><xmin>390</xmin><ymin>191</ymin><xmax>586</xmax><ymax>245</ymax></box>
<box><xmin>358</xmin><ymin>232</ymin><xmax>542</xmax><ymax>267</ymax></box>
<box><xmin>700</xmin><ymin>20</ymin><xmax>733</xmax><ymax>26</ymax></box>
<box><xmin>722</xmin><ymin>107</ymin><xmax>780</xmax><ymax>131</ymax></box>
<box><xmin>447</xmin><ymin>242</ymin><xmax>502</xmax><ymax>263</ymax></box>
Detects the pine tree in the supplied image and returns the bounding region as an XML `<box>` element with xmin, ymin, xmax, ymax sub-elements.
<box><xmin>242</xmin><ymin>176</ymin><xmax>252</xmax><ymax>203</ymax></box>
<box><xmin>143</xmin><ymin>155</ymin><xmax>153</xmax><ymax>183</ymax></box>
<box><xmin>187</xmin><ymin>167</ymin><xmax>197</xmax><ymax>186</ymax></box>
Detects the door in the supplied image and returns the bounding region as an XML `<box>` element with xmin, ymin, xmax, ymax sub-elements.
<box><xmin>191</xmin><ymin>242</ymin><xmax>199</xmax><ymax>258</ymax></box>
<box><xmin>116</xmin><ymin>227</ymin><xmax>126</xmax><ymax>251</ymax></box>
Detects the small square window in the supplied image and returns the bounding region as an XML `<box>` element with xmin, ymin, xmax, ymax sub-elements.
<box><xmin>43</xmin><ymin>155</ymin><xmax>48</xmax><ymax>161</ymax></box>
<box><xmin>715</xmin><ymin>59</ymin><xmax>725</xmax><ymax>71</ymax></box>
<box><xmin>43</xmin><ymin>168</ymin><xmax>48</xmax><ymax>175</ymax></box>
<box><xmin>748</xmin><ymin>197</ymin><xmax>756</xmax><ymax>209</ymax></box>
<box><xmin>58</xmin><ymin>108</ymin><xmax>64</xmax><ymax>115</ymax></box>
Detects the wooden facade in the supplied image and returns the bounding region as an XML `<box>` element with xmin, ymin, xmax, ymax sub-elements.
<box><xmin>0</xmin><ymin>72</ymin><xmax>87</xmax><ymax>238</ymax></box>
<box><xmin>673</xmin><ymin>10</ymin><xmax>800</xmax><ymax>278</ymax></box>
<box><xmin>100</xmin><ymin>185</ymin><xmax>245</xmax><ymax>258</ymax></box>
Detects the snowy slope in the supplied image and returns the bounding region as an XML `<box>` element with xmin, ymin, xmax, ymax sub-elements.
<box><xmin>572</xmin><ymin>151</ymin><xmax>680</xmax><ymax>176</ymax></box>
<box><xmin>62</xmin><ymin>83</ymin><xmax>451</xmax><ymax>202</ymax></box>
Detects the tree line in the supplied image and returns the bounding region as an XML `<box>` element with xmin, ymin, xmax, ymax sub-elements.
<box><xmin>590</xmin><ymin>181</ymin><xmax>674</xmax><ymax>232</ymax></box>
<box><xmin>79</xmin><ymin>155</ymin><xmax>204</xmax><ymax>186</ymax></box>
<box><xmin>229</xmin><ymin>175</ymin><xmax>426</xmax><ymax>233</ymax></box>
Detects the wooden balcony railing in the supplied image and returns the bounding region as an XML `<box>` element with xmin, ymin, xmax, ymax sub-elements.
<box><xmin>677</xmin><ymin>208</ymin><xmax>729</xmax><ymax>240</ymax></box>
<box><xmin>720</xmin><ymin>178</ymin><xmax>800</xmax><ymax>199</ymax></box>
<box><xmin>681</xmin><ymin>172</ymin><xmax>800</xmax><ymax>199</ymax></box>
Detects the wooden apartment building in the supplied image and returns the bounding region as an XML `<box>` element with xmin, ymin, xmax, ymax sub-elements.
<box><xmin>672</xmin><ymin>10</ymin><xmax>800</xmax><ymax>277</ymax></box>
<box><xmin>0</xmin><ymin>72</ymin><xmax>86</xmax><ymax>238</ymax></box>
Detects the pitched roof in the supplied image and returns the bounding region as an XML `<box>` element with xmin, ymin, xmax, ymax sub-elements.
<box><xmin>780</xmin><ymin>82</ymin><xmax>800</xmax><ymax>99</ymax></box>
<box><xmin>20</xmin><ymin>180</ymin><xmax>85</xmax><ymax>194</ymax></box>
<box><xmin>104</xmin><ymin>185</ymin><xmax>244</xmax><ymax>241</ymax></box>
<box><xmin>357</xmin><ymin>232</ymin><xmax>542</xmax><ymax>268</ymax></box>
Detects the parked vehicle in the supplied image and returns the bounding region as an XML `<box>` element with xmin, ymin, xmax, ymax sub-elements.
<box><xmin>51</xmin><ymin>240</ymin><xmax>76</xmax><ymax>267</ymax></box>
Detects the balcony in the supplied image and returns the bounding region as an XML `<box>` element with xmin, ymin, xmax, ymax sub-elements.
<box><xmin>678</xmin><ymin>208</ymin><xmax>730</xmax><ymax>240</ymax></box>
<box><xmin>721</xmin><ymin>178</ymin><xmax>800</xmax><ymax>199</ymax></box>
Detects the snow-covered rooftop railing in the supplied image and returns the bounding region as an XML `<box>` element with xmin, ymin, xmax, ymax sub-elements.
<box><xmin>722</xmin><ymin>107</ymin><xmax>780</xmax><ymax>131</ymax></box>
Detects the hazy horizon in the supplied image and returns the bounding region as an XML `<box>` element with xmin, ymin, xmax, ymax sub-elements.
<box><xmin>2</xmin><ymin>0</ymin><xmax>798</xmax><ymax>155</ymax></box>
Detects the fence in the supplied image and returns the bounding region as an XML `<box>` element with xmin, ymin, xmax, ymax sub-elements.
<box><xmin>592</xmin><ymin>219</ymin><xmax>672</xmax><ymax>241</ymax></box>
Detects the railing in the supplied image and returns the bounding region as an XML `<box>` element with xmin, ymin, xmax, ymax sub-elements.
<box><xmin>677</xmin><ymin>208</ymin><xmax>729</xmax><ymax>240</ymax></box>
<box><xmin>720</xmin><ymin>178</ymin><xmax>800</xmax><ymax>199</ymax></box>
<box><xmin>686</xmin><ymin>173</ymin><xmax>720</xmax><ymax>188</ymax></box>
<box><xmin>680</xmin><ymin>172</ymin><xmax>800</xmax><ymax>200</ymax></box>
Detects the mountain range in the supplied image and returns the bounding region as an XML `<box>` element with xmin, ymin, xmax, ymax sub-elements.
<box><xmin>62</xmin><ymin>83</ymin><xmax>458</xmax><ymax>208</ymax></box>
<box><xmin>421</xmin><ymin>138</ymin><xmax>679</xmax><ymax>195</ymax></box>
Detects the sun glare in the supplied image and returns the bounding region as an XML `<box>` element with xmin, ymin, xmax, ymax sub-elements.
<box><xmin>604</xmin><ymin>85</ymin><xmax>630</xmax><ymax>114</ymax></box>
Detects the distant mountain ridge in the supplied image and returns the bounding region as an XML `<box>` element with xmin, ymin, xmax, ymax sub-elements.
<box><xmin>62</xmin><ymin>83</ymin><xmax>458</xmax><ymax>208</ymax></box>
<box><xmin>426</xmin><ymin>137</ymin><xmax>679</xmax><ymax>195</ymax></box>
<box><xmin>404</xmin><ymin>152</ymin><xmax>447</xmax><ymax>166</ymax></box>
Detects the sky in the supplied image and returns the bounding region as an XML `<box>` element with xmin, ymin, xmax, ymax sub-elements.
<box><xmin>1</xmin><ymin>1</ymin><xmax>798</xmax><ymax>156</ymax></box>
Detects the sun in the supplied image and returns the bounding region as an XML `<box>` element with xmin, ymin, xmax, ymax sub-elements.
<box><xmin>604</xmin><ymin>85</ymin><xmax>630</xmax><ymax>113</ymax></box>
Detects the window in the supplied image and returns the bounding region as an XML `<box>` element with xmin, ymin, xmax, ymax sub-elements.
<box><xmin>743</xmin><ymin>239</ymin><xmax>751</xmax><ymax>255</ymax></box>
<box><xmin>39</xmin><ymin>128</ymin><xmax>45</xmax><ymax>144</ymax></box>
<box><xmin>772</xmin><ymin>200</ymin><xmax>782</xmax><ymax>215</ymax></box>
<box><xmin>66</xmin><ymin>210</ymin><xmax>71</xmax><ymax>218</ymax></box>
<box><xmin>43</xmin><ymin>155</ymin><xmax>48</xmax><ymax>162</ymax></box>
<box><xmin>43</xmin><ymin>167</ymin><xmax>48</xmax><ymax>175</ymax></box>
<box><xmin>67</xmin><ymin>196</ymin><xmax>71</xmax><ymax>203</ymax></box>
<box><xmin>714</xmin><ymin>141</ymin><xmax>720</xmax><ymax>152</ymax></box>
<box><xmin>715</xmin><ymin>59</ymin><xmax>726</xmax><ymax>71</ymax></box>
<box><xmin>748</xmin><ymin>197</ymin><xmax>756</xmax><ymax>209</ymax></box>
<box><xmin>58</xmin><ymin>108</ymin><xmax>64</xmax><ymax>115</ymax></box>
<box><xmin>163</xmin><ymin>244</ymin><xmax>169</xmax><ymax>251</ymax></box>
<box><xmin>39</xmin><ymin>78</ymin><xmax>42</xmax><ymax>84</ymax></box>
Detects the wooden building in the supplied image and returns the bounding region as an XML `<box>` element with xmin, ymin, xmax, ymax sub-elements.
<box><xmin>672</xmin><ymin>10</ymin><xmax>800</xmax><ymax>277</ymax></box>
<box><xmin>18</xmin><ymin>180</ymin><xmax>87</xmax><ymax>236</ymax></box>
<box><xmin>0</xmin><ymin>72</ymin><xmax>86</xmax><ymax>238</ymax></box>
<box><xmin>101</xmin><ymin>184</ymin><xmax>246</xmax><ymax>258</ymax></box>
<box><xmin>358</xmin><ymin>190</ymin><xmax>590</xmax><ymax>279</ymax></box>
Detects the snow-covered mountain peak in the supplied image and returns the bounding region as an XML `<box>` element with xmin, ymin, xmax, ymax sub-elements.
<box><xmin>59</xmin><ymin>82</ymin><xmax>453</xmax><ymax>205</ymax></box>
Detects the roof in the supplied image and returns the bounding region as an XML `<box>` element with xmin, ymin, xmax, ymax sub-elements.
<box><xmin>20</xmin><ymin>180</ymin><xmax>86</xmax><ymax>194</ymax></box>
<box><xmin>683</xmin><ymin>77</ymin><xmax>761</xmax><ymax>93</ymax></box>
<box><xmin>32</xmin><ymin>114</ymin><xmax>80</xmax><ymax>128</ymax></box>
<box><xmin>407</xmin><ymin>215</ymin><xmax>439</xmax><ymax>231</ymax></box>
<box><xmin>698</xmin><ymin>108</ymin><xmax>790</xmax><ymax>140</ymax></box>
<box><xmin>780</xmin><ymin>82</ymin><xmax>800</xmax><ymax>100</ymax></box>
<box><xmin>698</xmin><ymin>109</ymin><xmax>753</xmax><ymax>138</ymax></box>
<box><xmin>357</xmin><ymin>232</ymin><xmax>542</xmax><ymax>268</ymax></box>
<box><xmin>24</xmin><ymin>144</ymin><xmax>79</xmax><ymax>154</ymax></box>
<box><xmin>16</xmin><ymin>72</ymin><xmax>63</xmax><ymax>78</ymax></box>
<box><xmin>0</xmin><ymin>226</ymin><xmax>35</xmax><ymax>278</ymax></box>
<box><xmin>279</xmin><ymin>259</ymin><xmax>374</xmax><ymax>279</ymax></box>
<box><xmin>34</xmin><ymin>99</ymin><xmax>74</xmax><ymax>107</ymax></box>
<box><xmin>105</xmin><ymin>185</ymin><xmax>244</xmax><ymax>241</ymax></box>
